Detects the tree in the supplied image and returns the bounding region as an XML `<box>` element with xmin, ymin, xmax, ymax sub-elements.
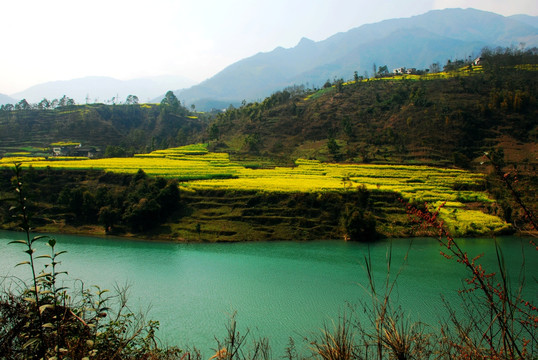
<box><xmin>161</xmin><ymin>90</ymin><xmax>180</xmax><ymax>113</ymax></box>
<box><xmin>58</xmin><ymin>95</ymin><xmax>75</xmax><ymax>107</ymax></box>
<box><xmin>340</xmin><ymin>207</ymin><xmax>377</xmax><ymax>241</ymax></box>
<box><xmin>125</xmin><ymin>94</ymin><xmax>139</xmax><ymax>105</ymax></box>
<box><xmin>38</xmin><ymin>98</ymin><xmax>50</xmax><ymax>110</ymax></box>
<box><xmin>1</xmin><ymin>103</ymin><xmax>14</xmax><ymax>111</ymax></box>
<box><xmin>378</xmin><ymin>65</ymin><xmax>389</xmax><ymax>76</ymax></box>
<box><xmin>58</xmin><ymin>95</ymin><xmax>67</xmax><ymax>107</ymax></box>
<box><xmin>209</xmin><ymin>123</ymin><xmax>220</xmax><ymax>141</ymax></box>
<box><xmin>104</xmin><ymin>145</ymin><xmax>127</xmax><ymax>158</ymax></box>
<box><xmin>15</xmin><ymin>99</ymin><xmax>31</xmax><ymax>111</ymax></box>
<box><xmin>335</xmin><ymin>78</ymin><xmax>344</xmax><ymax>93</ymax></box>
<box><xmin>98</xmin><ymin>205</ymin><xmax>120</xmax><ymax>233</ymax></box>
<box><xmin>327</xmin><ymin>137</ymin><xmax>341</xmax><ymax>160</ymax></box>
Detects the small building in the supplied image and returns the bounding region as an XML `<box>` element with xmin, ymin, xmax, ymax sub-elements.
<box><xmin>72</xmin><ymin>146</ymin><xmax>98</xmax><ymax>158</ymax></box>
<box><xmin>51</xmin><ymin>143</ymin><xmax>97</xmax><ymax>158</ymax></box>
<box><xmin>393</xmin><ymin>67</ymin><xmax>406</xmax><ymax>75</ymax></box>
<box><xmin>406</xmin><ymin>68</ymin><xmax>417</xmax><ymax>74</ymax></box>
<box><xmin>52</xmin><ymin>146</ymin><xmax>70</xmax><ymax>156</ymax></box>
<box><xmin>473</xmin><ymin>57</ymin><xmax>483</xmax><ymax>66</ymax></box>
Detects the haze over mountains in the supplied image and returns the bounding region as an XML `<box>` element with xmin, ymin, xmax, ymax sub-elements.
<box><xmin>0</xmin><ymin>94</ymin><xmax>16</xmax><ymax>105</ymax></box>
<box><xmin>5</xmin><ymin>75</ymin><xmax>195</xmax><ymax>105</ymax></box>
<box><xmin>2</xmin><ymin>8</ymin><xmax>537</xmax><ymax>109</ymax></box>
<box><xmin>174</xmin><ymin>8</ymin><xmax>538</xmax><ymax>110</ymax></box>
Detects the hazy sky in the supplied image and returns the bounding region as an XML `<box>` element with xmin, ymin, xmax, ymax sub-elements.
<box><xmin>1</xmin><ymin>0</ymin><xmax>536</xmax><ymax>95</ymax></box>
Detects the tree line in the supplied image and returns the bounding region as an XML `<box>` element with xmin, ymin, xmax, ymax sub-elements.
<box><xmin>0</xmin><ymin>167</ymin><xmax>182</xmax><ymax>234</ymax></box>
<box><xmin>0</xmin><ymin>91</ymin><xmax>187</xmax><ymax>112</ymax></box>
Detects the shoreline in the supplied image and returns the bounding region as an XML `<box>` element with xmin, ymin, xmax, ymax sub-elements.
<box><xmin>1</xmin><ymin>222</ymin><xmax>525</xmax><ymax>244</ymax></box>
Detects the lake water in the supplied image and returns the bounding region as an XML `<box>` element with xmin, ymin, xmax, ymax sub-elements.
<box><xmin>1</xmin><ymin>231</ymin><xmax>536</xmax><ymax>357</ymax></box>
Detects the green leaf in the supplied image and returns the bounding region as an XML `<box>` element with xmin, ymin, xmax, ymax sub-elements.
<box><xmin>31</xmin><ymin>235</ymin><xmax>48</xmax><ymax>244</ymax></box>
<box><xmin>48</xmin><ymin>238</ymin><xmax>57</xmax><ymax>247</ymax></box>
<box><xmin>8</xmin><ymin>240</ymin><xmax>27</xmax><ymax>245</ymax></box>
<box><xmin>36</xmin><ymin>254</ymin><xmax>52</xmax><ymax>259</ymax></box>
<box><xmin>15</xmin><ymin>261</ymin><xmax>31</xmax><ymax>267</ymax></box>
<box><xmin>23</xmin><ymin>297</ymin><xmax>36</xmax><ymax>303</ymax></box>
<box><xmin>55</xmin><ymin>250</ymin><xmax>67</xmax><ymax>256</ymax></box>
<box><xmin>42</xmin><ymin>322</ymin><xmax>55</xmax><ymax>328</ymax></box>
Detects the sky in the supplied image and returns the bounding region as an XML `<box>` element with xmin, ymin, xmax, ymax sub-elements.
<box><xmin>1</xmin><ymin>0</ymin><xmax>536</xmax><ymax>95</ymax></box>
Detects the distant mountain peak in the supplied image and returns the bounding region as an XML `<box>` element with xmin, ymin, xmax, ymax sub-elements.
<box><xmin>297</xmin><ymin>37</ymin><xmax>315</xmax><ymax>46</ymax></box>
<box><xmin>11</xmin><ymin>75</ymin><xmax>196</xmax><ymax>104</ymax></box>
<box><xmin>0</xmin><ymin>93</ymin><xmax>18</xmax><ymax>105</ymax></box>
<box><xmin>175</xmin><ymin>7</ymin><xmax>538</xmax><ymax>111</ymax></box>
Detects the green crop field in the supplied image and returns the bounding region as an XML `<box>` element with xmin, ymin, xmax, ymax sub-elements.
<box><xmin>0</xmin><ymin>143</ymin><xmax>509</xmax><ymax>235</ymax></box>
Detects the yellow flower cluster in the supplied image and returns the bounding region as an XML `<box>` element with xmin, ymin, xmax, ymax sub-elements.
<box><xmin>1</xmin><ymin>144</ymin><xmax>505</xmax><ymax>231</ymax></box>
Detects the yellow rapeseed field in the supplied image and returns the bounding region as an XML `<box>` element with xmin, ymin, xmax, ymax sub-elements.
<box><xmin>1</xmin><ymin>143</ymin><xmax>507</xmax><ymax>233</ymax></box>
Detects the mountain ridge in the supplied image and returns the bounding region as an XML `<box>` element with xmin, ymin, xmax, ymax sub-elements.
<box><xmin>173</xmin><ymin>8</ymin><xmax>538</xmax><ymax>110</ymax></box>
<box><xmin>6</xmin><ymin>8</ymin><xmax>537</xmax><ymax>109</ymax></box>
<box><xmin>0</xmin><ymin>94</ymin><xmax>17</xmax><ymax>105</ymax></box>
<box><xmin>10</xmin><ymin>75</ymin><xmax>195</xmax><ymax>105</ymax></box>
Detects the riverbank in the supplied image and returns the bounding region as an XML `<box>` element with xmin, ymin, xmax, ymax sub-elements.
<box><xmin>2</xmin><ymin>187</ymin><xmax>512</xmax><ymax>242</ymax></box>
<box><xmin>0</xmin><ymin>166</ymin><xmax>511</xmax><ymax>242</ymax></box>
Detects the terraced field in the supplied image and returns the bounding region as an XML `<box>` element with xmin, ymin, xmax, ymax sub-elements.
<box><xmin>0</xmin><ymin>144</ymin><xmax>509</xmax><ymax>237</ymax></box>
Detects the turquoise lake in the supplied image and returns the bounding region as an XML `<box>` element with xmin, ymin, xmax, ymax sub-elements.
<box><xmin>1</xmin><ymin>231</ymin><xmax>536</xmax><ymax>357</ymax></box>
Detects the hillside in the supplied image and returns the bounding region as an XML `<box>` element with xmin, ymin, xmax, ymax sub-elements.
<box><xmin>0</xmin><ymin>146</ymin><xmax>511</xmax><ymax>240</ymax></box>
<box><xmin>207</xmin><ymin>54</ymin><xmax>537</xmax><ymax>170</ymax></box>
<box><xmin>1</xmin><ymin>55</ymin><xmax>536</xmax><ymax>239</ymax></box>
<box><xmin>174</xmin><ymin>8</ymin><xmax>538</xmax><ymax>110</ymax></box>
<box><xmin>2</xmin><ymin>52</ymin><xmax>536</xmax><ymax>170</ymax></box>
<box><xmin>0</xmin><ymin>101</ymin><xmax>208</xmax><ymax>156</ymax></box>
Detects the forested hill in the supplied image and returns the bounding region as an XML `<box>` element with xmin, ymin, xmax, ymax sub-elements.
<box><xmin>0</xmin><ymin>92</ymin><xmax>209</xmax><ymax>156</ymax></box>
<box><xmin>207</xmin><ymin>52</ymin><xmax>537</xmax><ymax>171</ymax></box>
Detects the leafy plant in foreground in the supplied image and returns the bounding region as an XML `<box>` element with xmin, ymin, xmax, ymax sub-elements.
<box><xmin>0</xmin><ymin>163</ymin><xmax>182</xmax><ymax>359</ymax></box>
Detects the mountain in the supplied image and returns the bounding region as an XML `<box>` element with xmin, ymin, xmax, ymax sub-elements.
<box><xmin>509</xmin><ymin>14</ymin><xmax>538</xmax><ymax>29</ymax></box>
<box><xmin>174</xmin><ymin>8</ymin><xmax>538</xmax><ymax>110</ymax></box>
<box><xmin>0</xmin><ymin>93</ymin><xmax>17</xmax><ymax>105</ymax></box>
<box><xmin>11</xmin><ymin>75</ymin><xmax>196</xmax><ymax>105</ymax></box>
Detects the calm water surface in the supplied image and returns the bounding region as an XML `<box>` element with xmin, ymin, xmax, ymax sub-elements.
<box><xmin>1</xmin><ymin>231</ymin><xmax>536</xmax><ymax>356</ymax></box>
